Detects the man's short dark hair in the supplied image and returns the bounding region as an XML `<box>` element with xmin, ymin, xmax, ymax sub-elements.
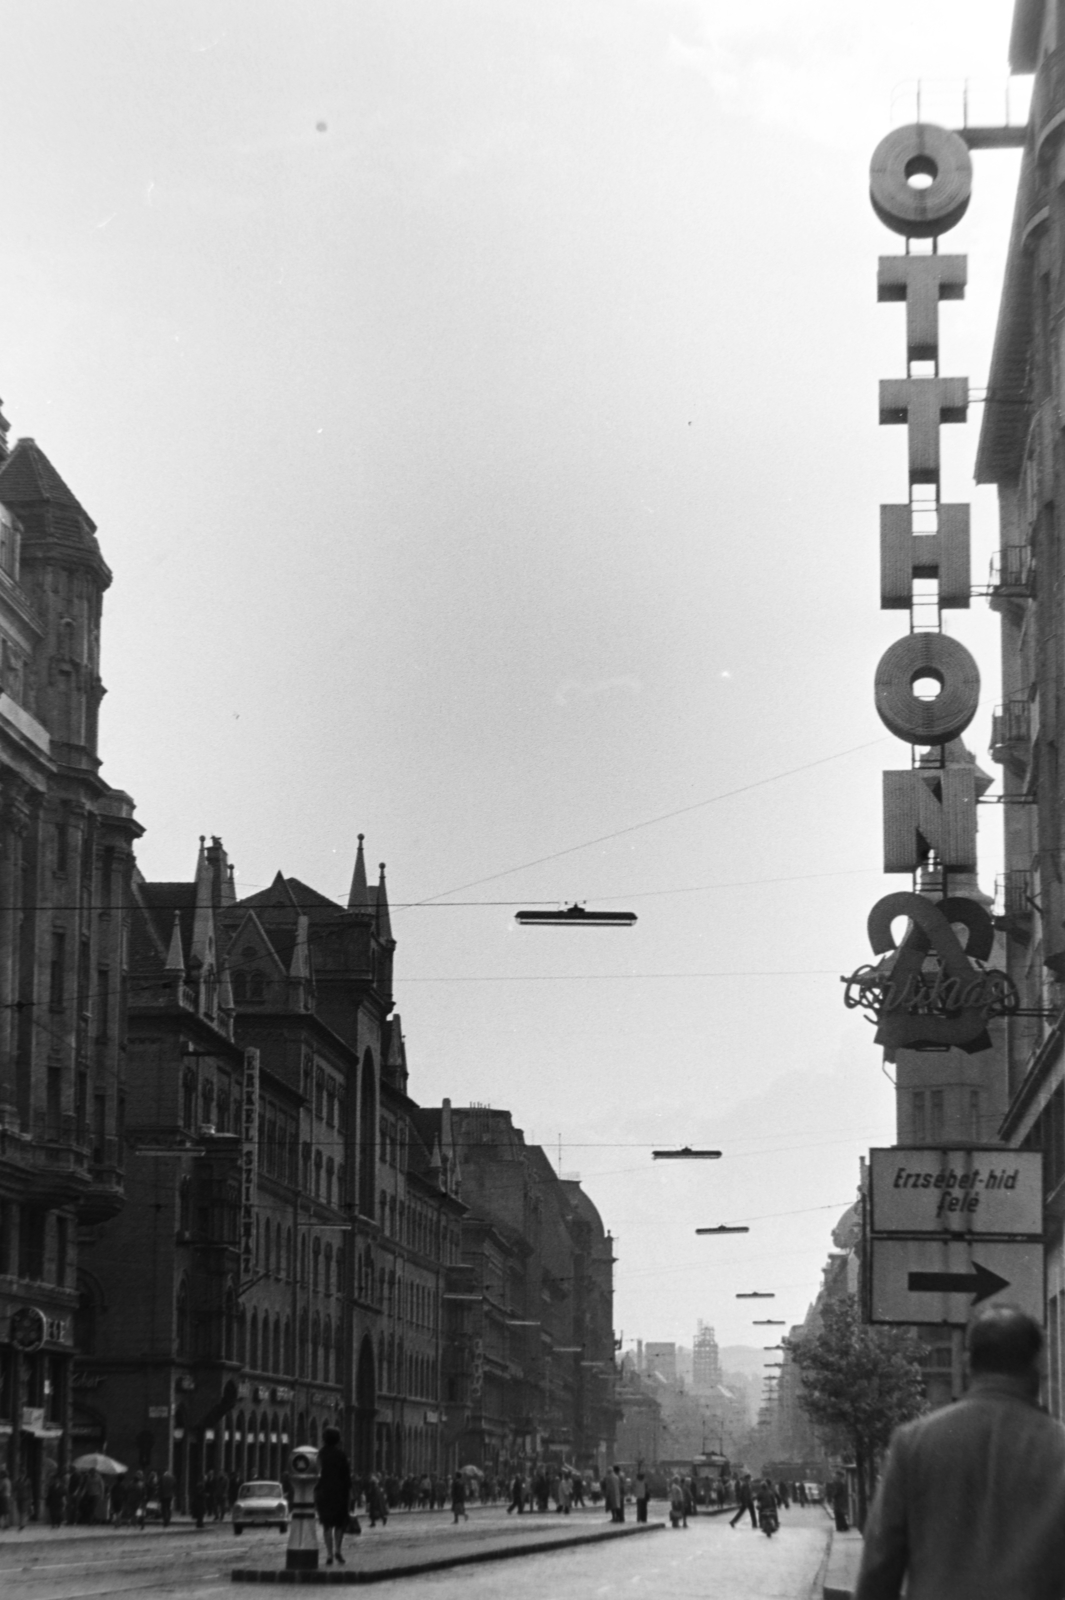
<box><xmin>967</xmin><ymin>1305</ymin><xmax>1043</xmax><ymax>1375</ymax></box>
<box><xmin>322</xmin><ymin>1425</ymin><xmax>341</xmax><ymax>1448</ymax></box>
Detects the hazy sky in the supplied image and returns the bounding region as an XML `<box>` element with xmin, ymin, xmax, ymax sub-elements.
<box><xmin>0</xmin><ymin>1</ymin><xmax>1026</xmax><ymax>1349</ymax></box>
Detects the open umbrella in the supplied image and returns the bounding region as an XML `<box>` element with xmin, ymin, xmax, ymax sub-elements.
<box><xmin>460</xmin><ymin>1464</ymin><xmax>483</xmax><ymax>1478</ymax></box>
<box><xmin>72</xmin><ymin>1452</ymin><xmax>127</xmax><ymax>1476</ymax></box>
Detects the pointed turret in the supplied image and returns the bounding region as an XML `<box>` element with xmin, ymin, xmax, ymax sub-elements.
<box><xmin>348</xmin><ymin>834</ymin><xmax>370</xmax><ymax>911</ymax></box>
<box><xmin>375</xmin><ymin>863</ymin><xmax>392</xmax><ymax>942</ymax></box>
<box><xmin>0</xmin><ymin>436</ymin><xmax>103</xmax><ymax>556</ymax></box>
<box><xmin>189</xmin><ymin>837</ymin><xmax>216</xmax><ymax>970</ymax></box>
<box><xmin>383</xmin><ymin>1013</ymin><xmax>408</xmax><ymax>1092</ymax></box>
<box><xmin>164</xmin><ymin>911</ymin><xmax>185</xmax><ymax>976</ymax></box>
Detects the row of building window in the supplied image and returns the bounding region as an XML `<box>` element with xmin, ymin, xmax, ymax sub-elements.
<box><xmin>47</xmin><ymin>929</ymin><xmax>114</xmax><ymax>1032</ymax></box>
<box><xmin>0</xmin><ymin>1203</ymin><xmax>69</xmax><ymax>1286</ymax></box>
<box><xmin>174</xmin><ymin>1286</ymin><xmax>344</xmax><ymax>1384</ymax></box>
<box><xmin>302</xmin><ymin>1060</ymin><xmax>345</xmax><ymax>1130</ymax></box>
<box><xmin>911</xmin><ymin>1088</ymin><xmax>982</xmax><ymax>1145</ymax></box>
<box><xmin>179</xmin><ymin>1077</ymin><xmax>346</xmax><ymax>1207</ymax></box>
<box><xmin>352</xmin><ymin>1246</ymin><xmax>439</xmax><ymax>1330</ymax></box>
<box><xmin>377</xmin><ymin>1189</ymin><xmax>457</xmax><ymax>1262</ymax></box>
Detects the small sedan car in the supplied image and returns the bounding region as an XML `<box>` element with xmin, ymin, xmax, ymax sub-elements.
<box><xmin>232</xmin><ymin>1481</ymin><xmax>290</xmax><ymax>1534</ymax></box>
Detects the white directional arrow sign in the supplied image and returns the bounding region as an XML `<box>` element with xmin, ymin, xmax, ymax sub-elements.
<box><xmin>870</xmin><ymin>1237</ymin><xmax>1045</xmax><ymax>1327</ymax></box>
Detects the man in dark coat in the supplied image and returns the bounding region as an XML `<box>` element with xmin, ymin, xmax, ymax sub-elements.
<box><xmin>856</xmin><ymin>1305</ymin><xmax>1065</xmax><ymax>1600</ymax></box>
<box><xmin>315</xmin><ymin>1427</ymin><xmax>355</xmax><ymax>1566</ymax></box>
<box><xmin>729</xmin><ymin>1473</ymin><xmax>757</xmax><ymax>1529</ymax></box>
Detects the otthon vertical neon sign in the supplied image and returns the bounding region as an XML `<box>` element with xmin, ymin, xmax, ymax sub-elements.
<box><xmin>842</xmin><ymin>123</ymin><xmax>1015</xmax><ymax>1055</ymax></box>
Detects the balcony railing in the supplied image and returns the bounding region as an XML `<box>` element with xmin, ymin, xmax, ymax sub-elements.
<box><xmin>997</xmin><ymin>869</ymin><xmax>1035</xmax><ymax>922</ymax></box>
<box><xmin>990</xmin><ymin>700</ymin><xmax>1032</xmax><ymax>777</ymax></box>
<box><xmin>990</xmin><ymin>546</ymin><xmax>1033</xmax><ymax>597</ymax></box>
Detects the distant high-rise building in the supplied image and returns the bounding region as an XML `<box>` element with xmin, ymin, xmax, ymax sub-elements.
<box><xmin>693</xmin><ymin>1321</ymin><xmax>722</xmax><ymax>1391</ymax></box>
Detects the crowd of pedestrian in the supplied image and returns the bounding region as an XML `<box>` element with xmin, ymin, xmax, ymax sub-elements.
<box><xmin>0</xmin><ymin>1452</ymin><xmax>840</xmax><ymax>1540</ymax></box>
<box><xmin>0</xmin><ymin>1465</ymin><xmax>182</xmax><ymax>1530</ymax></box>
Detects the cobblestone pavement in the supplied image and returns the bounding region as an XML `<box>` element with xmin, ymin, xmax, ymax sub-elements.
<box><xmin>0</xmin><ymin>1502</ymin><xmax>832</xmax><ymax>1600</ymax></box>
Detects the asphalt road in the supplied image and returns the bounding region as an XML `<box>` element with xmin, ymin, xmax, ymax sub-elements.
<box><xmin>0</xmin><ymin>1503</ymin><xmax>832</xmax><ymax>1600</ymax></box>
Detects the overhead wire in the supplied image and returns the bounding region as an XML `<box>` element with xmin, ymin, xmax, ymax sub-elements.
<box><xmin>405</xmin><ymin>736</ymin><xmax>889</xmax><ymax>904</ymax></box>
<box><xmin>18</xmin><ymin>735</ymin><xmax>887</xmax><ymax>1021</ymax></box>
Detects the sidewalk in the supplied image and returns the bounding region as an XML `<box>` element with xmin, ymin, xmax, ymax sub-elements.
<box><xmin>823</xmin><ymin>1528</ymin><xmax>863</xmax><ymax>1600</ymax></box>
<box><xmin>232</xmin><ymin>1515</ymin><xmax>664</xmax><ymax>1585</ymax></box>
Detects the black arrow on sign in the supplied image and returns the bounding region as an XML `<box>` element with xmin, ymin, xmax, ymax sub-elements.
<box><xmin>907</xmin><ymin>1261</ymin><xmax>1010</xmax><ymax>1305</ymax></box>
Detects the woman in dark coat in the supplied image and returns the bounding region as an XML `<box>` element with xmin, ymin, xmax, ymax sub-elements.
<box><xmin>315</xmin><ymin>1426</ymin><xmax>354</xmax><ymax>1566</ymax></box>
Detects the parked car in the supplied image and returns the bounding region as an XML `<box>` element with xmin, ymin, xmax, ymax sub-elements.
<box><xmin>804</xmin><ymin>1482</ymin><xmax>824</xmax><ymax>1504</ymax></box>
<box><xmin>232</xmin><ymin>1481</ymin><xmax>290</xmax><ymax>1534</ymax></box>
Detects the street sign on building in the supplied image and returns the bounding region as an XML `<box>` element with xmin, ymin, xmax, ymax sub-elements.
<box><xmin>869</xmin><ymin>1236</ymin><xmax>1045</xmax><ymax>1326</ymax></box>
<box><xmin>870</xmin><ymin>1147</ymin><xmax>1042</xmax><ymax>1237</ymax></box>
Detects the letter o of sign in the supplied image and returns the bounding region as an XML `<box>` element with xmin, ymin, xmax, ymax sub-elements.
<box><xmin>869</xmin><ymin>123</ymin><xmax>973</xmax><ymax>238</ymax></box>
<box><xmin>874</xmin><ymin>632</ymin><xmax>980</xmax><ymax>745</ymax></box>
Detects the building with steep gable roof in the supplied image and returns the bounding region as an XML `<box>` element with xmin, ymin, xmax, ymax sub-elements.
<box><xmin>0</xmin><ymin>412</ymin><xmax>141</xmax><ymax>1499</ymax></box>
<box><xmin>79</xmin><ymin>834</ymin><xmax>466</xmax><ymax>1500</ymax></box>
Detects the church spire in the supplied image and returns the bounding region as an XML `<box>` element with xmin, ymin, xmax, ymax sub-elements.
<box><xmin>376</xmin><ymin>862</ymin><xmax>392</xmax><ymax>942</ymax></box>
<box><xmin>348</xmin><ymin>833</ymin><xmax>370</xmax><ymax>911</ymax></box>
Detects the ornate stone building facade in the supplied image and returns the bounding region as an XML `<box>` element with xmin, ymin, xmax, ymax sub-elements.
<box><xmin>0</xmin><ymin>414</ymin><xmax>140</xmax><ymax>1495</ymax></box>
<box><xmin>439</xmin><ymin>1106</ymin><xmax>616</xmax><ymax>1476</ymax></box>
<box><xmin>78</xmin><ymin>835</ymin><xmax>468</xmax><ymax>1502</ymax></box>
<box><xmin>973</xmin><ymin>0</ymin><xmax>1065</xmax><ymax>1424</ymax></box>
<box><xmin>0</xmin><ymin>411</ymin><xmax>620</xmax><ymax>1508</ymax></box>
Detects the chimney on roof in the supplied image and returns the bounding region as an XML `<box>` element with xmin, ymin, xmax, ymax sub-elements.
<box><xmin>206</xmin><ymin>835</ymin><xmax>235</xmax><ymax>907</ymax></box>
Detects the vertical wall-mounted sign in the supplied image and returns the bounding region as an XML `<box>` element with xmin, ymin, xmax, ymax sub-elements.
<box><xmin>241</xmin><ymin>1047</ymin><xmax>260</xmax><ymax>1281</ymax></box>
<box><xmin>841</xmin><ymin>123</ymin><xmax>1015</xmax><ymax>1053</ymax></box>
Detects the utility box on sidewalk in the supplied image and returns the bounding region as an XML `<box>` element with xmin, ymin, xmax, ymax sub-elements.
<box><xmin>286</xmin><ymin>1446</ymin><xmax>319</xmax><ymax>1572</ymax></box>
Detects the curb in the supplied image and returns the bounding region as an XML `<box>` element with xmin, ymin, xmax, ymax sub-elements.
<box><xmin>0</xmin><ymin>1521</ymin><xmax>218</xmax><ymax>1547</ymax></box>
<box><xmin>823</xmin><ymin>1528</ymin><xmax>864</xmax><ymax>1600</ymax></box>
<box><xmin>810</xmin><ymin>1526</ymin><xmax>834</xmax><ymax>1600</ymax></box>
<box><xmin>231</xmin><ymin>1520</ymin><xmax>665</xmax><ymax>1584</ymax></box>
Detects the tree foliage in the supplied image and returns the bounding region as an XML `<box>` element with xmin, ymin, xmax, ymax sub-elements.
<box><xmin>786</xmin><ymin>1293</ymin><xmax>926</xmax><ymax>1524</ymax></box>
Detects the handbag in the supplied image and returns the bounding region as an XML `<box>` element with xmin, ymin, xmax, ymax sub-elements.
<box><xmin>346</xmin><ymin>1513</ymin><xmax>362</xmax><ymax>1535</ymax></box>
